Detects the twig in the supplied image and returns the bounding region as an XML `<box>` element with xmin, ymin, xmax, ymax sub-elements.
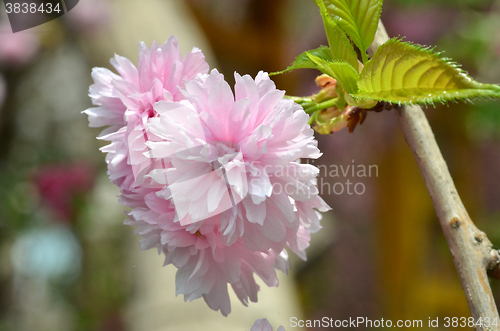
<box><xmin>370</xmin><ymin>22</ymin><xmax>500</xmax><ymax>328</ymax></box>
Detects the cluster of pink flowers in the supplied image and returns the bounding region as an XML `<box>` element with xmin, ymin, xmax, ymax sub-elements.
<box><xmin>84</xmin><ymin>36</ymin><xmax>329</xmax><ymax>316</ymax></box>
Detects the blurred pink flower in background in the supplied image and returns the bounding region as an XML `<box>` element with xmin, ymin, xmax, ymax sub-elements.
<box><xmin>382</xmin><ymin>7</ymin><xmax>457</xmax><ymax>46</ymax></box>
<box><xmin>0</xmin><ymin>18</ymin><xmax>39</xmax><ymax>68</ymax></box>
<box><xmin>251</xmin><ymin>318</ymin><xmax>286</xmax><ymax>331</ymax></box>
<box><xmin>85</xmin><ymin>37</ymin><xmax>329</xmax><ymax>316</ymax></box>
<box><xmin>63</xmin><ymin>0</ymin><xmax>112</xmax><ymax>34</ymax></box>
<box><xmin>0</xmin><ymin>73</ymin><xmax>5</xmax><ymax>108</ymax></box>
<box><xmin>33</xmin><ymin>162</ymin><xmax>96</xmax><ymax>222</ymax></box>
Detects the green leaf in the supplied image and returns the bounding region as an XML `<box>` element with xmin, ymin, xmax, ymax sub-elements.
<box><xmin>306</xmin><ymin>53</ymin><xmax>359</xmax><ymax>94</ymax></box>
<box><xmin>315</xmin><ymin>0</ymin><xmax>359</xmax><ymax>70</ymax></box>
<box><xmin>354</xmin><ymin>39</ymin><xmax>500</xmax><ymax>105</ymax></box>
<box><xmin>270</xmin><ymin>46</ymin><xmax>333</xmax><ymax>75</ymax></box>
<box><xmin>322</xmin><ymin>0</ymin><xmax>383</xmax><ymax>63</ymax></box>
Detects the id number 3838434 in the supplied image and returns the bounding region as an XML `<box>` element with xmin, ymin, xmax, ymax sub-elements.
<box><xmin>5</xmin><ymin>2</ymin><xmax>61</xmax><ymax>14</ymax></box>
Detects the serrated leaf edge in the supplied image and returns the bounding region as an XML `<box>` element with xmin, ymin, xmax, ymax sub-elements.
<box><xmin>355</xmin><ymin>38</ymin><xmax>500</xmax><ymax>106</ymax></box>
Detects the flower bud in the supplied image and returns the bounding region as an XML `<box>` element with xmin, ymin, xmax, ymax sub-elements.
<box><xmin>313</xmin><ymin>74</ymin><xmax>337</xmax><ymax>102</ymax></box>
<box><xmin>313</xmin><ymin>106</ymin><xmax>351</xmax><ymax>134</ymax></box>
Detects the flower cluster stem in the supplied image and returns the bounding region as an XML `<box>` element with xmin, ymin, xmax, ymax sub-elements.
<box><xmin>370</xmin><ymin>22</ymin><xmax>500</xmax><ymax>327</ymax></box>
<box><xmin>304</xmin><ymin>98</ymin><xmax>338</xmax><ymax>114</ymax></box>
<box><xmin>286</xmin><ymin>95</ymin><xmax>340</xmax><ymax>115</ymax></box>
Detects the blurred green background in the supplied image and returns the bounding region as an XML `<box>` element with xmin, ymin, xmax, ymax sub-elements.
<box><xmin>1</xmin><ymin>0</ymin><xmax>500</xmax><ymax>330</ymax></box>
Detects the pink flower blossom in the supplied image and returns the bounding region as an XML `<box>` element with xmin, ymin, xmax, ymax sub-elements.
<box><xmin>84</xmin><ymin>38</ymin><xmax>329</xmax><ymax>316</ymax></box>
<box><xmin>146</xmin><ymin>70</ymin><xmax>329</xmax><ymax>250</ymax></box>
<box><xmin>132</xmin><ymin>69</ymin><xmax>329</xmax><ymax>315</ymax></box>
<box><xmin>251</xmin><ymin>318</ymin><xmax>286</xmax><ymax>331</ymax></box>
